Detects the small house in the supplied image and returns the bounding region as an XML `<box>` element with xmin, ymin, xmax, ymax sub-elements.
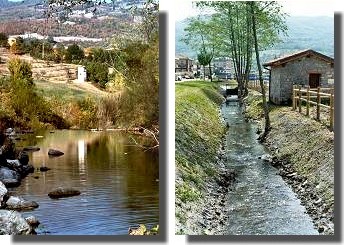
<box><xmin>263</xmin><ymin>49</ymin><xmax>334</xmax><ymax>105</ymax></box>
<box><xmin>77</xmin><ymin>66</ymin><xmax>87</xmax><ymax>83</ymax></box>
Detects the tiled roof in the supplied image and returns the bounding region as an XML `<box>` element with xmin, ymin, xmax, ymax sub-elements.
<box><xmin>263</xmin><ymin>49</ymin><xmax>334</xmax><ymax>67</ymax></box>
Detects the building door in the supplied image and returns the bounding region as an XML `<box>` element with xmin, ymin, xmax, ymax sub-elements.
<box><xmin>309</xmin><ymin>73</ymin><xmax>321</xmax><ymax>88</ymax></box>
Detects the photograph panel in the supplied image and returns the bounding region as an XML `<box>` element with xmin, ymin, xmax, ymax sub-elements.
<box><xmin>0</xmin><ymin>0</ymin><xmax>160</xmax><ymax>236</ymax></box>
<box><xmin>175</xmin><ymin>0</ymin><xmax>335</xmax><ymax>236</ymax></box>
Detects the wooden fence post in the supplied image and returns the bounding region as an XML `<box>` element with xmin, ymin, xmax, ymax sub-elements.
<box><xmin>330</xmin><ymin>90</ymin><xmax>334</xmax><ymax>131</ymax></box>
<box><xmin>298</xmin><ymin>85</ymin><xmax>302</xmax><ymax>113</ymax></box>
<box><xmin>316</xmin><ymin>87</ymin><xmax>321</xmax><ymax>121</ymax></box>
<box><xmin>306</xmin><ymin>86</ymin><xmax>310</xmax><ymax>116</ymax></box>
<box><xmin>292</xmin><ymin>85</ymin><xmax>296</xmax><ymax>110</ymax></box>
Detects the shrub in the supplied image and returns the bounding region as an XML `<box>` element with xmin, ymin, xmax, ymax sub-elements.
<box><xmin>117</xmin><ymin>39</ymin><xmax>159</xmax><ymax>127</ymax></box>
<box><xmin>76</xmin><ymin>97</ymin><xmax>98</xmax><ymax>129</ymax></box>
<box><xmin>25</xmin><ymin>39</ymin><xmax>54</xmax><ymax>61</ymax></box>
<box><xmin>65</xmin><ymin>44</ymin><xmax>84</xmax><ymax>63</ymax></box>
<box><xmin>3</xmin><ymin>58</ymin><xmax>67</xmax><ymax>129</ymax></box>
<box><xmin>7</xmin><ymin>58</ymin><xmax>33</xmax><ymax>85</ymax></box>
<box><xmin>176</xmin><ymin>183</ymin><xmax>202</xmax><ymax>203</ymax></box>
<box><xmin>0</xmin><ymin>32</ymin><xmax>8</xmax><ymax>48</ymax></box>
<box><xmin>85</xmin><ymin>62</ymin><xmax>109</xmax><ymax>88</ymax></box>
<box><xmin>9</xmin><ymin>37</ymin><xmax>25</xmax><ymax>55</ymax></box>
<box><xmin>96</xmin><ymin>95</ymin><xmax>120</xmax><ymax>128</ymax></box>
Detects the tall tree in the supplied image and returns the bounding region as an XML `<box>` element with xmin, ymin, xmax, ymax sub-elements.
<box><xmin>182</xmin><ymin>15</ymin><xmax>220</xmax><ymax>82</ymax></box>
<box><xmin>196</xmin><ymin>1</ymin><xmax>254</xmax><ymax>98</ymax></box>
<box><xmin>249</xmin><ymin>1</ymin><xmax>287</xmax><ymax>139</ymax></box>
<box><xmin>139</xmin><ymin>0</ymin><xmax>159</xmax><ymax>43</ymax></box>
<box><xmin>250</xmin><ymin>1</ymin><xmax>270</xmax><ymax>138</ymax></box>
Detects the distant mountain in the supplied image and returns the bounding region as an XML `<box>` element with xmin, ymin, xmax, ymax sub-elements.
<box><xmin>0</xmin><ymin>0</ymin><xmax>43</xmax><ymax>8</ymax></box>
<box><xmin>0</xmin><ymin>0</ymin><xmax>14</xmax><ymax>7</ymax></box>
<box><xmin>176</xmin><ymin>15</ymin><xmax>334</xmax><ymax>62</ymax></box>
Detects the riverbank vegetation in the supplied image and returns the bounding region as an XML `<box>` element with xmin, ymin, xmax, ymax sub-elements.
<box><xmin>182</xmin><ymin>1</ymin><xmax>287</xmax><ymax>137</ymax></box>
<box><xmin>175</xmin><ymin>81</ymin><xmax>225</xmax><ymax>233</ymax></box>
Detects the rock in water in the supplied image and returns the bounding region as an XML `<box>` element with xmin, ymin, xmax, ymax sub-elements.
<box><xmin>48</xmin><ymin>187</ymin><xmax>80</xmax><ymax>198</ymax></box>
<box><xmin>39</xmin><ymin>166</ymin><xmax>51</xmax><ymax>172</ymax></box>
<box><xmin>5</xmin><ymin>196</ymin><xmax>39</xmax><ymax>210</ymax></box>
<box><xmin>18</xmin><ymin>151</ymin><xmax>29</xmax><ymax>165</ymax></box>
<box><xmin>25</xmin><ymin>215</ymin><xmax>40</xmax><ymax>229</ymax></box>
<box><xmin>0</xmin><ymin>210</ymin><xmax>32</xmax><ymax>235</ymax></box>
<box><xmin>259</xmin><ymin>154</ymin><xmax>273</xmax><ymax>163</ymax></box>
<box><xmin>22</xmin><ymin>146</ymin><xmax>40</xmax><ymax>152</ymax></box>
<box><xmin>1</xmin><ymin>179</ymin><xmax>20</xmax><ymax>188</ymax></box>
<box><xmin>48</xmin><ymin>149</ymin><xmax>64</xmax><ymax>157</ymax></box>
<box><xmin>0</xmin><ymin>181</ymin><xmax>8</xmax><ymax>208</ymax></box>
<box><xmin>0</xmin><ymin>167</ymin><xmax>20</xmax><ymax>187</ymax></box>
<box><xmin>128</xmin><ymin>224</ymin><xmax>147</xmax><ymax>235</ymax></box>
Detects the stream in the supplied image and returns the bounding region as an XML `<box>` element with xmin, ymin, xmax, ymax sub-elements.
<box><xmin>10</xmin><ymin>130</ymin><xmax>159</xmax><ymax>235</ymax></box>
<box><xmin>222</xmin><ymin>96</ymin><xmax>318</xmax><ymax>235</ymax></box>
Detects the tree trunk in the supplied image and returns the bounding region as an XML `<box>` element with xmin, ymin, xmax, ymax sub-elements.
<box><xmin>209</xmin><ymin>61</ymin><xmax>213</xmax><ymax>82</ymax></box>
<box><xmin>250</xmin><ymin>2</ymin><xmax>270</xmax><ymax>140</ymax></box>
<box><xmin>203</xmin><ymin>65</ymin><xmax>206</xmax><ymax>81</ymax></box>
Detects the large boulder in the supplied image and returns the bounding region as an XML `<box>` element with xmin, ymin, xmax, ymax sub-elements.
<box><xmin>0</xmin><ymin>210</ymin><xmax>32</xmax><ymax>235</ymax></box>
<box><xmin>5</xmin><ymin>159</ymin><xmax>21</xmax><ymax>170</ymax></box>
<box><xmin>2</xmin><ymin>159</ymin><xmax>34</xmax><ymax>178</ymax></box>
<box><xmin>5</xmin><ymin>196</ymin><xmax>39</xmax><ymax>211</ymax></box>
<box><xmin>0</xmin><ymin>167</ymin><xmax>20</xmax><ymax>181</ymax></box>
<box><xmin>48</xmin><ymin>187</ymin><xmax>80</xmax><ymax>199</ymax></box>
<box><xmin>0</xmin><ymin>167</ymin><xmax>21</xmax><ymax>187</ymax></box>
<box><xmin>48</xmin><ymin>149</ymin><xmax>64</xmax><ymax>157</ymax></box>
<box><xmin>0</xmin><ymin>181</ymin><xmax>8</xmax><ymax>208</ymax></box>
<box><xmin>1</xmin><ymin>179</ymin><xmax>21</xmax><ymax>188</ymax></box>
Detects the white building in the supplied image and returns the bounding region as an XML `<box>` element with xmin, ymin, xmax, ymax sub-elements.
<box><xmin>77</xmin><ymin>66</ymin><xmax>87</xmax><ymax>83</ymax></box>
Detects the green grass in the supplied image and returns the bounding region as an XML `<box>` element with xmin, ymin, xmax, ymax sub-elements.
<box><xmin>175</xmin><ymin>80</ymin><xmax>226</xmax><ymax>228</ymax></box>
<box><xmin>35</xmin><ymin>80</ymin><xmax>98</xmax><ymax>102</ymax></box>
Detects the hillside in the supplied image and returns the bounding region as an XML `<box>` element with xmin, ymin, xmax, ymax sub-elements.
<box><xmin>175</xmin><ymin>15</ymin><xmax>334</xmax><ymax>61</ymax></box>
<box><xmin>0</xmin><ymin>0</ymin><xmax>144</xmax><ymax>44</ymax></box>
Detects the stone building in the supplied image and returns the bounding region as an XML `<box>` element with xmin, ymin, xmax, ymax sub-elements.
<box><xmin>263</xmin><ymin>49</ymin><xmax>334</xmax><ymax>105</ymax></box>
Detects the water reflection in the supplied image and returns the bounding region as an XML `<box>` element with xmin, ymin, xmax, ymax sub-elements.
<box><xmin>78</xmin><ymin>140</ymin><xmax>86</xmax><ymax>174</ymax></box>
<box><xmin>12</xmin><ymin>130</ymin><xmax>159</xmax><ymax>235</ymax></box>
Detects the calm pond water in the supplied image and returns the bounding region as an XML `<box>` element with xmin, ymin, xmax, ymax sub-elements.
<box><xmin>222</xmin><ymin>97</ymin><xmax>317</xmax><ymax>235</ymax></box>
<box><xmin>11</xmin><ymin>130</ymin><xmax>159</xmax><ymax>235</ymax></box>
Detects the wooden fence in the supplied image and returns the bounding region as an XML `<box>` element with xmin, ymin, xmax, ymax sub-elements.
<box><xmin>247</xmin><ymin>80</ymin><xmax>268</xmax><ymax>94</ymax></box>
<box><xmin>292</xmin><ymin>85</ymin><xmax>334</xmax><ymax>131</ymax></box>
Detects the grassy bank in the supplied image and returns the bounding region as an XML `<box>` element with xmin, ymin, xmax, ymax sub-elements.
<box><xmin>175</xmin><ymin>81</ymin><xmax>225</xmax><ymax>233</ymax></box>
<box><xmin>244</xmin><ymin>90</ymin><xmax>334</xmax><ymax>233</ymax></box>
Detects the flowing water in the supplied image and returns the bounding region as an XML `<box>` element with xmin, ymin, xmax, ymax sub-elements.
<box><xmin>11</xmin><ymin>130</ymin><xmax>159</xmax><ymax>235</ymax></box>
<box><xmin>222</xmin><ymin>97</ymin><xmax>318</xmax><ymax>235</ymax></box>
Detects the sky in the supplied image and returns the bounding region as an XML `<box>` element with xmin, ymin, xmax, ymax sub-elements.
<box><xmin>174</xmin><ymin>0</ymin><xmax>336</xmax><ymax>21</ymax></box>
